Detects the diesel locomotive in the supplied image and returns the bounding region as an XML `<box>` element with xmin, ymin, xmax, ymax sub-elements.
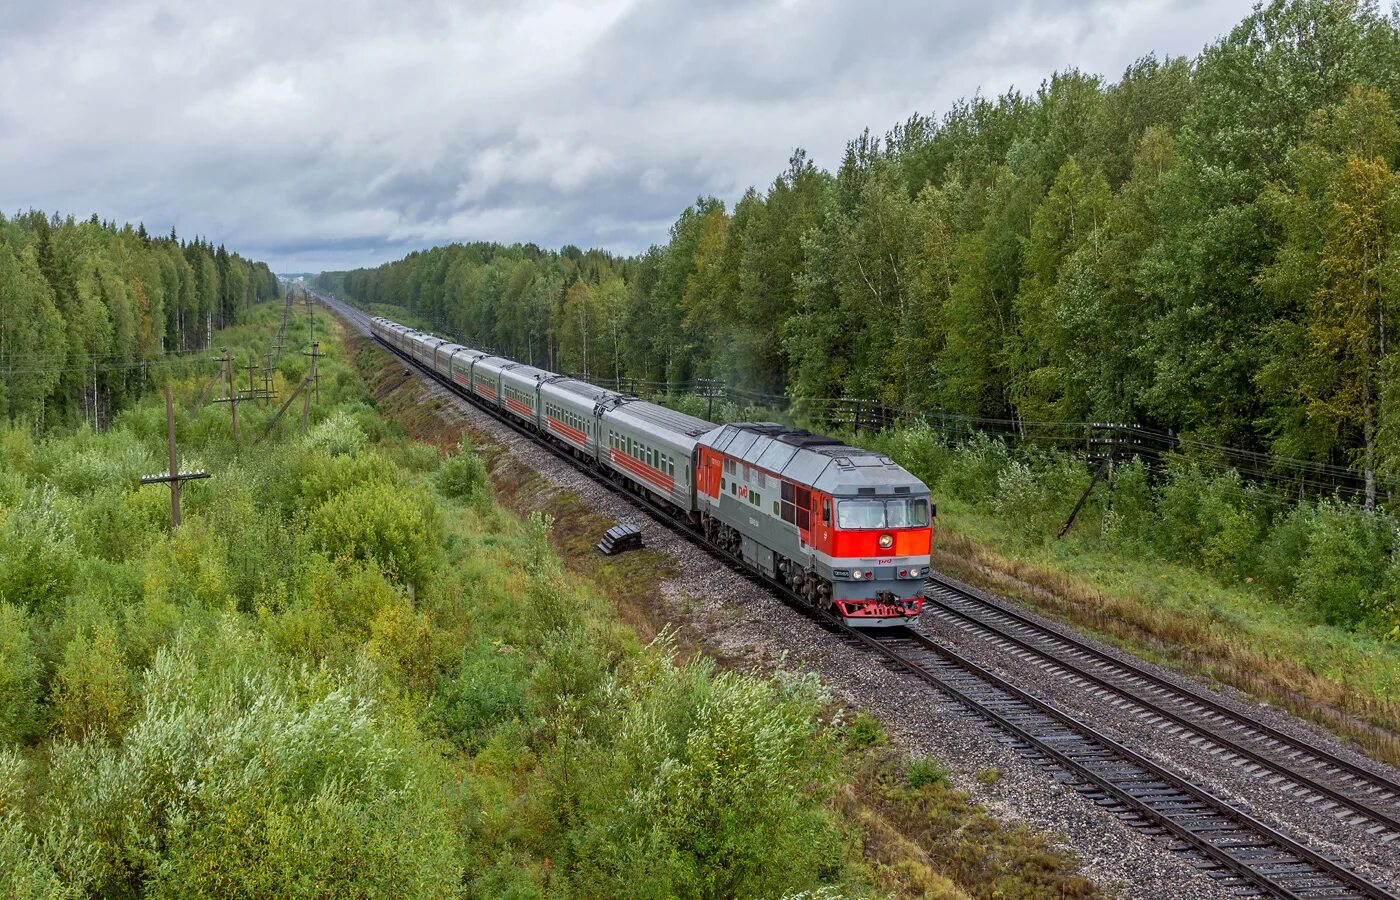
<box><xmin>369</xmin><ymin>315</ymin><xmax>933</xmax><ymax>627</ymax></box>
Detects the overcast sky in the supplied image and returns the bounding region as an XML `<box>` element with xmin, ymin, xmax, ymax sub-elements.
<box><xmin>0</xmin><ymin>0</ymin><xmax>1256</xmax><ymax>273</ymax></box>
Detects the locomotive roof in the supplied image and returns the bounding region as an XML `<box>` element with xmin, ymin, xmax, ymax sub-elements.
<box><xmin>700</xmin><ymin>422</ymin><xmax>928</xmax><ymax>497</ymax></box>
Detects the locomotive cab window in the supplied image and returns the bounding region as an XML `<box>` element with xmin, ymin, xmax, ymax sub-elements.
<box><xmin>837</xmin><ymin>499</ymin><xmax>886</xmax><ymax>529</ymax></box>
<box><xmin>886</xmin><ymin>498</ymin><xmax>930</xmax><ymax>527</ymax></box>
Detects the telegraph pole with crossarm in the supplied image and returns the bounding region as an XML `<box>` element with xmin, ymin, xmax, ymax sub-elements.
<box><xmin>140</xmin><ymin>386</ymin><xmax>211</xmax><ymax>527</ymax></box>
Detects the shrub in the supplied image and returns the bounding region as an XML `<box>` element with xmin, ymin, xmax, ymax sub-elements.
<box><xmin>1293</xmin><ymin>500</ymin><xmax>1392</xmax><ymax>629</ymax></box>
<box><xmin>558</xmin><ymin>652</ymin><xmax>843</xmax><ymax>899</ymax></box>
<box><xmin>434</xmin><ymin>639</ymin><xmax>530</xmax><ymax>750</ymax></box>
<box><xmin>991</xmin><ymin>455</ymin><xmax>1091</xmax><ymax>544</ymax></box>
<box><xmin>1253</xmin><ymin>502</ymin><xmax>1316</xmax><ymax>596</ymax></box>
<box><xmin>51</xmin><ymin>622</ymin><xmax>135</xmax><ymax>743</ymax></box>
<box><xmin>1100</xmin><ymin>457</ymin><xmax>1155</xmax><ymax>549</ymax></box>
<box><xmin>0</xmin><ymin>604</ymin><xmax>41</xmax><ymax>745</ymax></box>
<box><xmin>906</xmin><ymin>757</ymin><xmax>950</xmax><ymax>790</ymax></box>
<box><xmin>40</xmin><ymin>645</ymin><xmax>461</xmax><ymax>897</ymax></box>
<box><xmin>0</xmin><ymin>488</ymin><xmax>78</xmax><ymax>612</ymax></box>
<box><xmin>312</xmin><ymin>480</ymin><xmax>442</xmax><ymax>588</ymax></box>
<box><xmin>49</xmin><ymin>432</ymin><xmax>155</xmax><ymax>497</ymax></box>
<box><xmin>140</xmin><ymin>517</ymin><xmax>230</xmax><ymax>610</ymax></box>
<box><xmin>292</xmin><ymin>448</ymin><xmax>392</xmax><ymax>511</ymax></box>
<box><xmin>1154</xmin><ymin>465</ymin><xmax>1266</xmax><ymax>577</ymax></box>
<box><xmin>437</xmin><ymin>437</ymin><xmax>490</xmax><ymax>503</ymax></box>
<box><xmin>846</xmin><ymin>712</ymin><xmax>886</xmax><ymax>749</ymax></box>
<box><xmin>0</xmin><ymin>750</ymin><xmax>76</xmax><ymax>900</ymax></box>
<box><xmin>939</xmin><ymin>433</ymin><xmax>1012</xmax><ymax>504</ymax></box>
<box><xmin>303</xmin><ymin>409</ymin><xmax>367</xmax><ymax>457</ymax></box>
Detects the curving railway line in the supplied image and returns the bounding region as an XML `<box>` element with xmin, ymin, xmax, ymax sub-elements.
<box><xmin>316</xmin><ymin>291</ymin><xmax>1398</xmax><ymax>899</ymax></box>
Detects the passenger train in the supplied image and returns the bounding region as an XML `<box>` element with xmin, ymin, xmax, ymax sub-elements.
<box><xmin>369</xmin><ymin>315</ymin><xmax>933</xmax><ymax>627</ymax></box>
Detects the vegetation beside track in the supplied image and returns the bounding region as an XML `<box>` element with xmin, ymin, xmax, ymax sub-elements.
<box><xmin>0</xmin><ymin>303</ymin><xmax>1098</xmax><ymax>898</ymax></box>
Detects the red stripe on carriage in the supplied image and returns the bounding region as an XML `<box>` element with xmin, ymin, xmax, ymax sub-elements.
<box><xmin>548</xmin><ymin>417</ymin><xmax>587</xmax><ymax>445</ymax></box>
<box><xmin>610</xmin><ymin>449</ymin><xmax>674</xmax><ymax>492</ymax></box>
<box><xmin>505</xmin><ymin>397</ymin><xmax>533</xmax><ymax>417</ymax></box>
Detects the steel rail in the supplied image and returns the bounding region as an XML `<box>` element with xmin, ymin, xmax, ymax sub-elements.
<box><xmin>317</xmin><ymin>293</ymin><xmax>1397</xmax><ymax>899</ymax></box>
<box><xmin>922</xmin><ymin>574</ymin><xmax>1400</xmax><ymax>838</ymax></box>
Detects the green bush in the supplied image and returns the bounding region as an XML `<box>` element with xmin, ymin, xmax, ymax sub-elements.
<box><xmin>51</xmin><ymin>622</ymin><xmax>135</xmax><ymax>743</ymax></box>
<box><xmin>846</xmin><ymin>712</ymin><xmax>887</xmax><ymax>749</ymax></box>
<box><xmin>292</xmin><ymin>447</ymin><xmax>392</xmax><ymax>511</ymax></box>
<box><xmin>304</xmin><ymin>409</ymin><xmax>368</xmax><ymax>457</ymax></box>
<box><xmin>0</xmin><ymin>604</ymin><xmax>41</xmax><ymax>745</ymax></box>
<box><xmin>939</xmin><ymin>433</ymin><xmax>1012</xmax><ymax>504</ymax></box>
<box><xmin>437</xmin><ymin>437</ymin><xmax>490</xmax><ymax>503</ymax></box>
<box><xmin>555</xmin><ymin>652</ymin><xmax>843</xmax><ymax>899</ymax></box>
<box><xmin>1293</xmin><ymin>500</ymin><xmax>1393</xmax><ymax>628</ymax></box>
<box><xmin>0</xmin><ymin>749</ymin><xmax>75</xmax><ymax>900</ymax></box>
<box><xmin>39</xmin><ymin>645</ymin><xmax>461</xmax><ymax>898</ymax></box>
<box><xmin>434</xmin><ymin>638</ymin><xmax>530</xmax><ymax>750</ymax></box>
<box><xmin>1100</xmin><ymin>457</ymin><xmax>1155</xmax><ymax>549</ymax></box>
<box><xmin>311</xmin><ymin>480</ymin><xmax>442</xmax><ymax>587</ymax></box>
<box><xmin>1154</xmin><ymin>465</ymin><xmax>1266</xmax><ymax>578</ymax></box>
<box><xmin>991</xmin><ymin>456</ymin><xmax>1091</xmax><ymax>544</ymax></box>
<box><xmin>906</xmin><ymin>757</ymin><xmax>950</xmax><ymax>790</ymax></box>
<box><xmin>0</xmin><ymin>488</ymin><xmax>78</xmax><ymax>612</ymax></box>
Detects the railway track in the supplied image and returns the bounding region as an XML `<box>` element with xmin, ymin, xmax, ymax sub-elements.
<box><xmin>316</xmin><ymin>293</ymin><xmax>1397</xmax><ymax>899</ymax></box>
<box><xmin>920</xmin><ymin>574</ymin><xmax>1400</xmax><ymax>841</ymax></box>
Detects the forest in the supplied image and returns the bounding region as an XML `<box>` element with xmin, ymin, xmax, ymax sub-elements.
<box><xmin>316</xmin><ymin>0</ymin><xmax>1400</xmax><ymax>503</ymax></box>
<box><xmin>0</xmin><ymin>211</ymin><xmax>279</xmax><ymax>429</ymax></box>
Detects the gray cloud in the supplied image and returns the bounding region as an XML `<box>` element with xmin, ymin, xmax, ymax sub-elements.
<box><xmin>0</xmin><ymin>0</ymin><xmax>1254</xmax><ymax>272</ymax></box>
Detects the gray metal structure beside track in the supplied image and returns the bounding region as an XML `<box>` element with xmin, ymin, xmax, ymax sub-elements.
<box><xmin>315</xmin><ymin>291</ymin><xmax>1397</xmax><ymax>899</ymax></box>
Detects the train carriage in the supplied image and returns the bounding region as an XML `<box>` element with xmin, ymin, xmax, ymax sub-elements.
<box><xmin>445</xmin><ymin>347</ymin><xmax>488</xmax><ymax>391</ymax></box>
<box><xmin>419</xmin><ymin>335</ymin><xmax>450</xmax><ymax>368</ymax></box>
<box><xmin>600</xmin><ymin>400</ymin><xmax>708</xmax><ymax>511</ymax></box>
<box><xmin>468</xmin><ymin>356</ymin><xmax>514</xmax><ymax>408</ymax></box>
<box><xmin>498</xmin><ymin>363</ymin><xmax>553</xmax><ymax>429</ymax></box>
<box><xmin>539</xmin><ymin>378</ymin><xmax>613</xmax><ymax>458</ymax></box>
<box><xmin>430</xmin><ymin>343</ymin><xmax>467</xmax><ymax>380</ymax></box>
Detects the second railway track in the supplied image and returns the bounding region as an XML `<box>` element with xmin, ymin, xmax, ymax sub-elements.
<box><xmin>920</xmin><ymin>574</ymin><xmax>1400</xmax><ymax>841</ymax></box>
<box><xmin>319</xmin><ymin>293</ymin><xmax>1398</xmax><ymax>899</ymax></box>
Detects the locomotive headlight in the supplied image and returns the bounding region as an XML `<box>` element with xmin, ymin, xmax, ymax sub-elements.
<box><xmin>851</xmin><ymin>570</ymin><xmax>863</xmax><ymax>580</ymax></box>
<box><xmin>878</xmin><ymin>533</ymin><xmax>894</xmax><ymax>549</ymax></box>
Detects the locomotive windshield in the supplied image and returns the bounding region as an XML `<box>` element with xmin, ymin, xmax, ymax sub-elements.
<box><xmin>886</xmin><ymin>498</ymin><xmax>929</xmax><ymax>527</ymax></box>
<box><xmin>836</xmin><ymin>497</ymin><xmax>929</xmax><ymax>529</ymax></box>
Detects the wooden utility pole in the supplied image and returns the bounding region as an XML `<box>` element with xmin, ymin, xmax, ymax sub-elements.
<box><xmin>301</xmin><ymin>340</ymin><xmax>323</xmax><ymax>431</ymax></box>
<box><xmin>141</xmin><ymin>386</ymin><xmax>210</xmax><ymax>526</ymax></box>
